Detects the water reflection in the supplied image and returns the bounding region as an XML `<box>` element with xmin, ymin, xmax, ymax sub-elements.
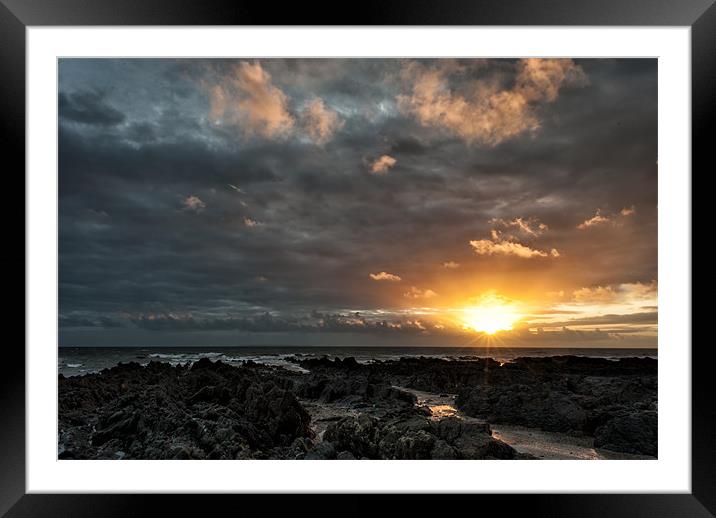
<box><xmin>427</xmin><ymin>404</ymin><xmax>458</xmax><ymax>420</ymax></box>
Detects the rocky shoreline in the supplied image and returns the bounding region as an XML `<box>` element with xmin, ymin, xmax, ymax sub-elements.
<box><xmin>58</xmin><ymin>355</ymin><xmax>657</xmax><ymax>460</ymax></box>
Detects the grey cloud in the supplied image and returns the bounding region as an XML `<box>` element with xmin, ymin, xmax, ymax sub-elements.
<box><xmin>59</xmin><ymin>90</ymin><xmax>126</xmax><ymax>126</ymax></box>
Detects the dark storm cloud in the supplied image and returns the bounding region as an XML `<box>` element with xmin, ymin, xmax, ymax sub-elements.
<box><xmin>127</xmin><ymin>310</ymin><xmax>439</xmax><ymax>334</ymax></box>
<box><xmin>58</xmin><ymin>315</ymin><xmax>102</xmax><ymax>328</ymax></box>
<box><xmin>59</xmin><ymin>314</ymin><xmax>126</xmax><ymax>328</ymax></box>
<box><xmin>58</xmin><ymin>58</ymin><xmax>657</xmax><ymax>346</ymax></box>
<box><xmin>59</xmin><ymin>90</ymin><xmax>126</xmax><ymax>126</ymax></box>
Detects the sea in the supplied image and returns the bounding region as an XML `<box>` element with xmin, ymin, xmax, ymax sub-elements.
<box><xmin>58</xmin><ymin>346</ymin><xmax>657</xmax><ymax>377</ymax></box>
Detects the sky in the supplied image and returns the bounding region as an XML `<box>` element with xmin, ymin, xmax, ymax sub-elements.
<box><xmin>58</xmin><ymin>58</ymin><xmax>657</xmax><ymax>348</ymax></box>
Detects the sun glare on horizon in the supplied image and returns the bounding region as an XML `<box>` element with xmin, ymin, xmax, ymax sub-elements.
<box><xmin>462</xmin><ymin>301</ymin><xmax>522</xmax><ymax>335</ymax></box>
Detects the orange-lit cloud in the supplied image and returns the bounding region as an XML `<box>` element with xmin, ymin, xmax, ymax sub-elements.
<box><xmin>403</xmin><ymin>286</ymin><xmax>437</xmax><ymax>299</ymax></box>
<box><xmin>209</xmin><ymin>61</ymin><xmax>294</xmax><ymax>138</ymax></box>
<box><xmin>572</xmin><ymin>285</ymin><xmax>617</xmax><ymax>302</ymax></box>
<box><xmin>371</xmin><ymin>155</ymin><xmax>397</xmax><ymax>174</ymax></box>
<box><xmin>578</xmin><ymin>206</ymin><xmax>636</xmax><ymax>229</ymax></box>
<box><xmin>470</xmin><ymin>216</ymin><xmax>559</xmax><ymax>258</ymax></box>
<box><xmin>442</xmin><ymin>261</ymin><xmax>460</xmax><ymax>269</ymax></box>
<box><xmin>516</xmin><ymin>58</ymin><xmax>587</xmax><ymax>103</ymax></box>
<box><xmin>397</xmin><ymin>58</ymin><xmax>586</xmax><ymax>146</ymax></box>
<box><xmin>522</xmin><ymin>282</ymin><xmax>657</xmax><ymax>343</ymax></box>
<box><xmin>470</xmin><ymin>239</ymin><xmax>558</xmax><ymax>259</ymax></box>
<box><xmin>572</xmin><ymin>280</ymin><xmax>657</xmax><ymax>303</ymax></box>
<box><xmin>183</xmin><ymin>195</ymin><xmax>206</xmax><ymax>212</ymax></box>
<box><xmin>369</xmin><ymin>271</ymin><xmax>402</xmax><ymax>282</ymax></box>
<box><xmin>301</xmin><ymin>98</ymin><xmax>344</xmax><ymax>144</ymax></box>
<box><xmin>620</xmin><ymin>205</ymin><xmax>636</xmax><ymax>216</ymax></box>
<box><xmin>577</xmin><ymin>209</ymin><xmax>610</xmax><ymax>229</ymax></box>
<box><xmin>490</xmin><ymin>216</ymin><xmax>548</xmax><ymax>238</ymax></box>
<box><xmin>243</xmin><ymin>217</ymin><xmax>260</xmax><ymax>227</ymax></box>
<box><xmin>620</xmin><ymin>280</ymin><xmax>657</xmax><ymax>299</ymax></box>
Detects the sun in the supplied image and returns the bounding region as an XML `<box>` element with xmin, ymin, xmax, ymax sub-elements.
<box><xmin>462</xmin><ymin>301</ymin><xmax>521</xmax><ymax>335</ymax></box>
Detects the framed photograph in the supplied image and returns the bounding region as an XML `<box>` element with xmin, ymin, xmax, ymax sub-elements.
<box><xmin>8</xmin><ymin>0</ymin><xmax>710</xmax><ymax>514</ymax></box>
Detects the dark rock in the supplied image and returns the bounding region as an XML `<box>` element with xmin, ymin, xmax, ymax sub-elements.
<box><xmin>92</xmin><ymin>413</ymin><xmax>140</xmax><ymax>446</ymax></box>
<box><xmin>324</xmin><ymin>415</ymin><xmax>379</xmax><ymax>459</ymax></box>
<box><xmin>432</xmin><ymin>417</ymin><xmax>491</xmax><ymax>444</ymax></box>
<box><xmin>172</xmin><ymin>446</ymin><xmax>206</xmax><ymax>460</ymax></box>
<box><xmin>305</xmin><ymin>441</ymin><xmax>337</xmax><ymax>460</ymax></box>
<box><xmin>430</xmin><ymin>439</ymin><xmax>457</xmax><ymax>459</ymax></box>
<box><xmin>59</xmin><ymin>359</ymin><xmax>313</xmax><ymax>460</ymax></box>
<box><xmin>394</xmin><ymin>430</ymin><xmax>435</xmax><ymax>459</ymax></box>
<box><xmin>432</xmin><ymin>418</ymin><xmax>516</xmax><ymax>460</ymax></box>
<box><xmin>60</xmin><ymin>355</ymin><xmax>656</xmax><ymax>460</ymax></box>
<box><xmin>541</xmin><ymin>393</ymin><xmax>587</xmax><ymax>433</ymax></box>
<box><xmin>594</xmin><ymin>411</ymin><xmax>657</xmax><ymax>456</ymax></box>
<box><xmin>453</xmin><ymin>432</ymin><xmax>515</xmax><ymax>460</ymax></box>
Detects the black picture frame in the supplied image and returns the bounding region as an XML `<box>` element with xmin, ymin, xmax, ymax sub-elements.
<box><xmin>5</xmin><ymin>0</ymin><xmax>710</xmax><ymax>515</ymax></box>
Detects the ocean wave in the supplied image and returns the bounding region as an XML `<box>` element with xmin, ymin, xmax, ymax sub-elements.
<box><xmin>141</xmin><ymin>352</ymin><xmax>311</xmax><ymax>373</ymax></box>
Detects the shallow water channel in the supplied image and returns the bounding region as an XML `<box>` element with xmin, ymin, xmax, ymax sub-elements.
<box><xmin>393</xmin><ymin>386</ymin><xmax>654</xmax><ymax>460</ymax></box>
